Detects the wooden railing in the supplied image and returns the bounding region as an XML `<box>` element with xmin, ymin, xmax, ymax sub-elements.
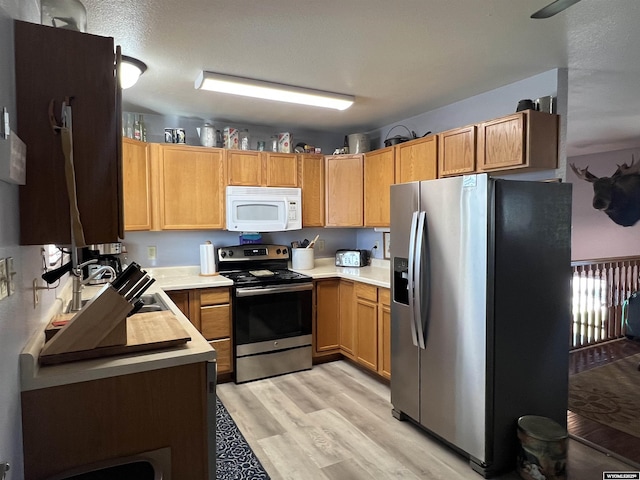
<box><xmin>571</xmin><ymin>256</ymin><xmax>640</xmax><ymax>349</ymax></box>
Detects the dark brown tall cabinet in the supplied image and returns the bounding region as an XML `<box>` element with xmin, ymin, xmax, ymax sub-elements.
<box><xmin>14</xmin><ymin>20</ymin><xmax>121</xmax><ymax>245</ymax></box>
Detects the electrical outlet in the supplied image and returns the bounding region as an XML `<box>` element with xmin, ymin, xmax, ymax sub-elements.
<box><xmin>147</xmin><ymin>246</ymin><xmax>157</xmax><ymax>260</ymax></box>
<box><xmin>316</xmin><ymin>239</ymin><xmax>325</xmax><ymax>252</ymax></box>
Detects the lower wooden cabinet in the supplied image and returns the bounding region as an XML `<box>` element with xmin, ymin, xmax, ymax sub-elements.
<box><xmin>21</xmin><ymin>363</ymin><xmax>210</xmax><ymax>479</ymax></box>
<box><xmin>378</xmin><ymin>288</ymin><xmax>391</xmax><ymax>380</ymax></box>
<box><xmin>355</xmin><ymin>283</ymin><xmax>379</xmax><ymax>371</ymax></box>
<box><xmin>314</xmin><ymin>279</ymin><xmax>391</xmax><ymax>379</ymax></box>
<box><xmin>166</xmin><ymin>287</ymin><xmax>232</xmax><ymax>375</ymax></box>
<box><xmin>339</xmin><ymin>280</ymin><xmax>355</xmax><ymax>359</ymax></box>
<box><xmin>314</xmin><ymin>279</ymin><xmax>341</xmax><ymax>357</ymax></box>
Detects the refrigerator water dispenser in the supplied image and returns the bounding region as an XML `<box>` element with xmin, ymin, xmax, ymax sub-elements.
<box><xmin>393</xmin><ymin>257</ymin><xmax>409</xmax><ymax>305</ymax></box>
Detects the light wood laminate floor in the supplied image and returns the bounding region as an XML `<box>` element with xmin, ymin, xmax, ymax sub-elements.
<box><xmin>217</xmin><ymin>360</ymin><xmax>637</xmax><ymax>480</ymax></box>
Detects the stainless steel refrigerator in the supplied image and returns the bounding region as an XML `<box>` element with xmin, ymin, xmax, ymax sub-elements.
<box><xmin>390</xmin><ymin>174</ymin><xmax>572</xmax><ymax>477</ymax></box>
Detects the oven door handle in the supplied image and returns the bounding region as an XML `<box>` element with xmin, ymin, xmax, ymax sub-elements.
<box><xmin>235</xmin><ymin>283</ymin><xmax>313</xmax><ymax>297</ymax></box>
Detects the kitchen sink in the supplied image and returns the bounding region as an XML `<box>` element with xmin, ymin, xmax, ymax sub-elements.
<box><xmin>136</xmin><ymin>293</ymin><xmax>170</xmax><ymax>313</ymax></box>
<box><xmin>65</xmin><ymin>292</ymin><xmax>169</xmax><ymax>314</ymax></box>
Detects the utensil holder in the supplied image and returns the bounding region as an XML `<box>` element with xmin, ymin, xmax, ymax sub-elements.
<box><xmin>292</xmin><ymin>248</ymin><xmax>314</xmax><ymax>270</ymax></box>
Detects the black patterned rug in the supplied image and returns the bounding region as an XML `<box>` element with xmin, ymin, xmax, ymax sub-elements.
<box><xmin>216</xmin><ymin>396</ymin><xmax>271</xmax><ymax>480</ymax></box>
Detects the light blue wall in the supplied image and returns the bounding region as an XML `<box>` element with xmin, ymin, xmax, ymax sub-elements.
<box><xmin>0</xmin><ymin>2</ymin><xmax>60</xmax><ymax>477</ymax></box>
<box><xmin>124</xmin><ymin>111</ymin><xmax>344</xmax><ymax>155</ymax></box>
<box><xmin>123</xmin><ymin>69</ymin><xmax>570</xmax><ymax>266</ymax></box>
<box><xmin>0</xmin><ymin>16</ymin><xmax>573</xmax><ymax>475</ymax></box>
<box><xmin>365</xmin><ymin>69</ymin><xmax>568</xmax><ymax>182</ymax></box>
<box><xmin>123</xmin><ymin>228</ymin><xmax>360</xmax><ymax>267</ymax></box>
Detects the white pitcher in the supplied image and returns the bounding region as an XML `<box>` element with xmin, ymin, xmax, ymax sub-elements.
<box><xmin>197</xmin><ymin>123</ymin><xmax>216</xmax><ymax>147</ymax></box>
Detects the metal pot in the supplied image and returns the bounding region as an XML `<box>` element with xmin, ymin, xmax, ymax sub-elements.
<box><xmin>383</xmin><ymin>125</ymin><xmax>432</xmax><ymax>148</ymax></box>
<box><xmin>384</xmin><ymin>135</ymin><xmax>412</xmax><ymax>147</ymax></box>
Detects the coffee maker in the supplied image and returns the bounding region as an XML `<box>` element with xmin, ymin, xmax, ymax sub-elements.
<box><xmin>80</xmin><ymin>243</ymin><xmax>124</xmax><ymax>284</ymax></box>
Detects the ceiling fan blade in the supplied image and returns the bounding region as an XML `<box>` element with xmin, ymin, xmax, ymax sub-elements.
<box><xmin>531</xmin><ymin>0</ymin><xmax>583</xmax><ymax>18</ymax></box>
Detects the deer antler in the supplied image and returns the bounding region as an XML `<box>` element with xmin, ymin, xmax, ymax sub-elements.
<box><xmin>615</xmin><ymin>155</ymin><xmax>640</xmax><ymax>176</ymax></box>
<box><xmin>570</xmin><ymin>163</ymin><xmax>599</xmax><ymax>182</ymax></box>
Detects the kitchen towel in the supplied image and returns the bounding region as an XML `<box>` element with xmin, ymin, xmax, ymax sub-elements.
<box><xmin>200</xmin><ymin>241</ymin><xmax>216</xmax><ymax>275</ymax></box>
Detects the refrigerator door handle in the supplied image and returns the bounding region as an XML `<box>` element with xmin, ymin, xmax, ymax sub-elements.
<box><xmin>414</xmin><ymin>211</ymin><xmax>427</xmax><ymax>349</ymax></box>
<box><xmin>407</xmin><ymin>211</ymin><xmax>420</xmax><ymax>347</ymax></box>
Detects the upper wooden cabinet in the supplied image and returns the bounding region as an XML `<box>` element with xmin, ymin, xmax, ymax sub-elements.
<box><xmin>394</xmin><ymin>135</ymin><xmax>438</xmax><ymax>183</ymax></box>
<box><xmin>122</xmin><ymin>138</ymin><xmax>151</xmax><ymax>231</ymax></box>
<box><xmin>477</xmin><ymin>110</ymin><xmax>558</xmax><ymax>173</ymax></box>
<box><xmin>228</xmin><ymin>151</ymin><xmax>298</xmax><ymax>187</ymax></box>
<box><xmin>364</xmin><ymin>147</ymin><xmax>395</xmax><ymax>227</ymax></box>
<box><xmin>438</xmin><ymin>125</ymin><xmax>477</xmax><ymax>177</ymax></box>
<box><xmin>152</xmin><ymin>144</ymin><xmax>226</xmax><ymax>230</ymax></box>
<box><xmin>325</xmin><ymin>154</ymin><xmax>364</xmax><ymax>227</ymax></box>
<box><xmin>299</xmin><ymin>154</ymin><xmax>325</xmax><ymax>227</ymax></box>
<box><xmin>227</xmin><ymin>150</ymin><xmax>262</xmax><ymax>186</ymax></box>
<box><xmin>265</xmin><ymin>153</ymin><xmax>298</xmax><ymax>187</ymax></box>
<box><xmin>15</xmin><ymin>21</ymin><xmax>121</xmax><ymax>245</ymax></box>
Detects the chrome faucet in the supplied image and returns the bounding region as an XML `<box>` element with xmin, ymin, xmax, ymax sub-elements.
<box><xmin>69</xmin><ymin>259</ymin><xmax>116</xmax><ymax>312</ymax></box>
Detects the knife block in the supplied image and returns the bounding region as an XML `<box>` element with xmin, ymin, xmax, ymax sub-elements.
<box><xmin>39</xmin><ymin>284</ymin><xmax>133</xmax><ymax>362</ymax></box>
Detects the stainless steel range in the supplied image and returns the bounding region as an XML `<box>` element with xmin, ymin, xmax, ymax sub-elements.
<box><xmin>217</xmin><ymin>244</ymin><xmax>313</xmax><ymax>383</ymax></box>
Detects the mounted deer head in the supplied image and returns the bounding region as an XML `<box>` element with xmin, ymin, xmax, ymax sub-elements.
<box><xmin>570</xmin><ymin>156</ymin><xmax>640</xmax><ymax>227</ymax></box>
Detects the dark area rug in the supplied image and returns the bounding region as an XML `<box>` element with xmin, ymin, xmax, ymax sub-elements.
<box><xmin>216</xmin><ymin>396</ymin><xmax>271</xmax><ymax>480</ymax></box>
<box><xmin>568</xmin><ymin>351</ymin><xmax>640</xmax><ymax>465</ymax></box>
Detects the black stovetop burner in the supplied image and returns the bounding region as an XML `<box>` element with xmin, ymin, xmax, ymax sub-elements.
<box><xmin>217</xmin><ymin>244</ymin><xmax>312</xmax><ymax>287</ymax></box>
<box><xmin>221</xmin><ymin>268</ymin><xmax>311</xmax><ymax>287</ymax></box>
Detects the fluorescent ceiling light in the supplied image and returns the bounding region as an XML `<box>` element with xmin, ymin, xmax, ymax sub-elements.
<box><xmin>194</xmin><ymin>71</ymin><xmax>354</xmax><ymax>111</ymax></box>
<box><xmin>120</xmin><ymin>56</ymin><xmax>147</xmax><ymax>89</ymax></box>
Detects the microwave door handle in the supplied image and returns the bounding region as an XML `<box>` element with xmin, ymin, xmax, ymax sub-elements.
<box><xmin>407</xmin><ymin>211</ymin><xmax>420</xmax><ymax>348</ymax></box>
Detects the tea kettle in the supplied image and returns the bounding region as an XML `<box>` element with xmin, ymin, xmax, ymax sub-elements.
<box><xmin>197</xmin><ymin>123</ymin><xmax>216</xmax><ymax>147</ymax></box>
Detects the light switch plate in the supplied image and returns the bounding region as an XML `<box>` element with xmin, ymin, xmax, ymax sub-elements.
<box><xmin>6</xmin><ymin>257</ymin><xmax>15</xmax><ymax>295</ymax></box>
<box><xmin>0</xmin><ymin>258</ymin><xmax>7</xmax><ymax>301</ymax></box>
<box><xmin>2</xmin><ymin>107</ymin><xmax>9</xmax><ymax>139</ymax></box>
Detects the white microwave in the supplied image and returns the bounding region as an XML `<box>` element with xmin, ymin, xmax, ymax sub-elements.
<box><xmin>226</xmin><ymin>186</ymin><xmax>302</xmax><ymax>232</ymax></box>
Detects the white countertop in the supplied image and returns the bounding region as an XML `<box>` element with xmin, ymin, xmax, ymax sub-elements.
<box><xmin>145</xmin><ymin>266</ymin><xmax>233</xmax><ymax>290</ymax></box>
<box><xmin>291</xmin><ymin>257</ymin><xmax>391</xmax><ymax>288</ymax></box>
<box><xmin>150</xmin><ymin>259</ymin><xmax>391</xmax><ymax>288</ymax></box>
<box><xmin>20</xmin><ymin>281</ymin><xmax>215</xmax><ymax>392</ymax></box>
<box><xmin>20</xmin><ymin>258</ymin><xmax>389</xmax><ymax>391</ymax></box>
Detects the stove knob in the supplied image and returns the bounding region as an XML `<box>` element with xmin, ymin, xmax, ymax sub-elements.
<box><xmin>276</xmin><ymin>248</ymin><xmax>281</xmax><ymax>254</ymax></box>
<box><xmin>228</xmin><ymin>250</ymin><xmax>234</xmax><ymax>257</ymax></box>
<box><xmin>220</xmin><ymin>251</ymin><xmax>226</xmax><ymax>258</ymax></box>
<box><xmin>282</xmin><ymin>248</ymin><xmax>288</xmax><ymax>255</ymax></box>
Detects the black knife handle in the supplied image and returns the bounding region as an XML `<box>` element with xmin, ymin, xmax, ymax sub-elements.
<box><xmin>41</xmin><ymin>261</ymin><xmax>72</xmax><ymax>284</ymax></box>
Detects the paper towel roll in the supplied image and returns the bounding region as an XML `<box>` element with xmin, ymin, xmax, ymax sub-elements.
<box><xmin>200</xmin><ymin>242</ymin><xmax>216</xmax><ymax>276</ymax></box>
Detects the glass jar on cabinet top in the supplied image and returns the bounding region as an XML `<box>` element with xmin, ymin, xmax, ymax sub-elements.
<box><xmin>239</xmin><ymin>129</ymin><xmax>250</xmax><ymax>150</ymax></box>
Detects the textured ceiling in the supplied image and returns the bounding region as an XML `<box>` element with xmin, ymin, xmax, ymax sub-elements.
<box><xmin>80</xmin><ymin>0</ymin><xmax>640</xmax><ymax>157</ymax></box>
